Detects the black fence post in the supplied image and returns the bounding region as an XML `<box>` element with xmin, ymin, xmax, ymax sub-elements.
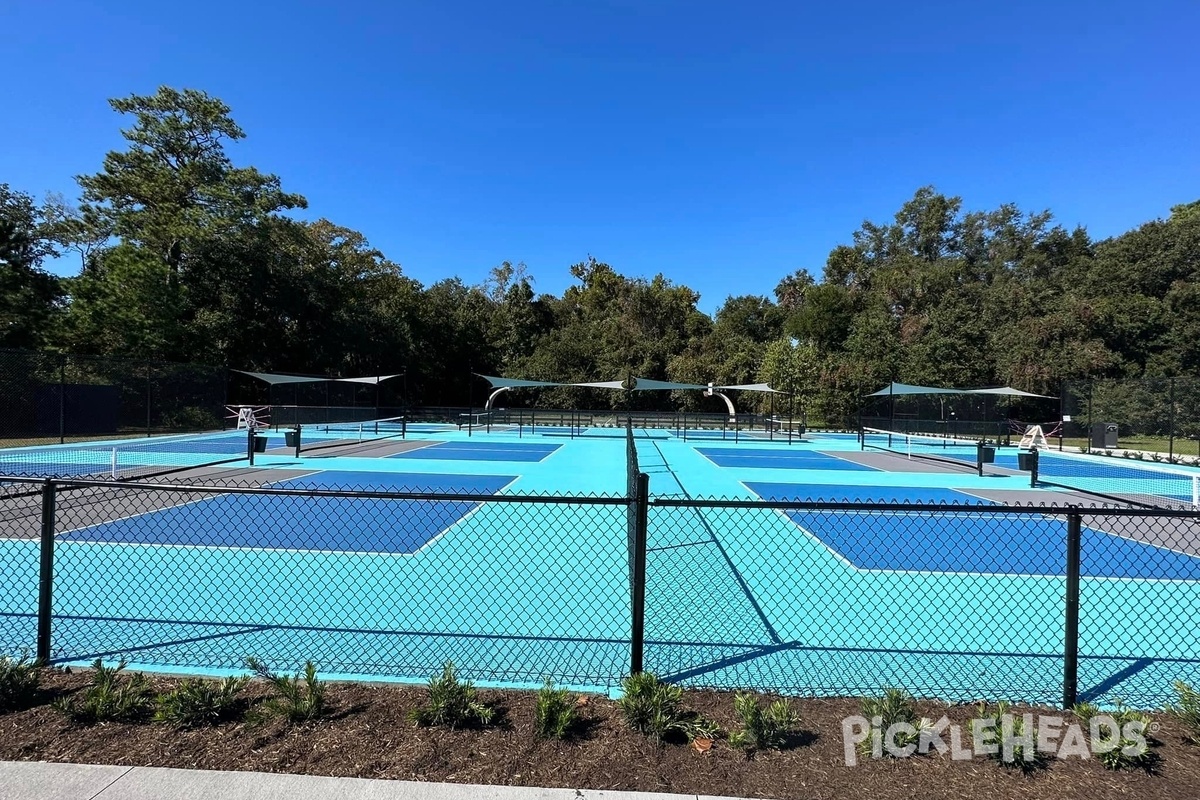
<box><xmin>146</xmin><ymin>362</ymin><xmax>153</xmax><ymax>437</ymax></box>
<box><xmin>1063</xmin><ymin>512</ymin><xmax>1082</xmax><ymax>709</ymax></box>
<box><xmin>37</xmin><ymin>480</ymin><xmax>57</xmax><ymax>664</ymax></box>
<box><xmin>58</xmin><ymin>355</ymin><xmax>66</xmax><ymax>445</ymax></box>
<box><xmin>630</xmin><ymin>472</ymin><xmax>650</xmax><ymax>676</ymax></box>
<box><xmin>1169</xmin><ymin>377</ymin><xmax>1176</xmax><ymax>461</ymax></box>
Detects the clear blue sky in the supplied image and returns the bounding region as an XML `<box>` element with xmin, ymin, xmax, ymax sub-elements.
<box><xmin>3</xmin><ymin>0</ymin><xmax>1198</xmax><ymax>313</ymax></box>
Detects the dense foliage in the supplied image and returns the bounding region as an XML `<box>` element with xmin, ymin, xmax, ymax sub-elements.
<box><xmin>2</xmin><ymin>87</ymin><xmax>1197</xmax><ymax>420</ymax></box>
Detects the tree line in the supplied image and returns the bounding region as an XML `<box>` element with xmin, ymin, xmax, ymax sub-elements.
<box><xmin>1</xmin><ymin>87</ymin><xmax>1197</xmax><ymax>422</ymax></box>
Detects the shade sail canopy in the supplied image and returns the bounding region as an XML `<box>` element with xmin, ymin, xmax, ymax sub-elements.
<box><xmin>477</xmin><ymin>375</ymin><xmax>562</xmax><ymax>388</ymax></box>
<box><xmin>630</xmin><ymin>378</ymin><xmax>709</xmax><ymax>391</ymax></box>
<box><xmin>967</xmin><ymin>386</ymin><xmax>1055</xmax><ymax>399</ymax></box>
<box><xmin>480</xmin><ymin>375</ymin><xmax>712</xmax><ymax>391</ymax></box>
<box><xmin>571</xmin><ymin>380</ymin><xmax>629</xmax><ymax>390</ymax></box>
<box><xmin>233</xmin><ymin>370</ymin><xmax>329</xmax><ymax>385</ymax></box>
<box><xmin>868</xmin><ymin>382</ymin><xmax>1055</xmax><ymax>399</ymax></box>
<box><xmin>716</xmin><ymin>383</ymin><xmax>787</xmax><ymax>394</ymax></box>
<box><xmin>867</xmin><ymin>382</ymin><xmax>965</xmax><ymax>397</ymax></box>
<box><xmin>335</xmin><ymin>374</ymin><xmax>403</xmax><ymax>385</ymax></box>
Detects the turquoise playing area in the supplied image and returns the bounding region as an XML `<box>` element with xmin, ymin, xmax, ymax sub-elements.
<box><xmin>2</xmin><ymin>424</ymin><xmax>1199</xmax><ymax>707</ymax></box>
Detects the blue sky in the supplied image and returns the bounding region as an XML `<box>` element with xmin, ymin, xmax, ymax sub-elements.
<box><xmin>3</xmin><ymin>0</ymin><xmax>1197</xmax><ymax>313</ymax></box>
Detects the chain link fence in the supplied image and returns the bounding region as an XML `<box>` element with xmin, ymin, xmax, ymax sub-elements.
<box><xmin>1062</xmin><ymin>377</ymin><xmax>1200</xmax><ymax>458</ymax></box>
<box><xmin>0</xmin><ymin>349</ymin><xmax>228</xmax><ymax>447</ymax></box>
<box><xmin>1</xmin><ymin>475</ymin><xmax>1198</xmax><ymax>706</ymax></box>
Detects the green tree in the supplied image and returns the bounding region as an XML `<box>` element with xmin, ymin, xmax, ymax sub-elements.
<box><xmin>0</xmin><ymin>184</ymin><xmax>62</xmax><ymax>348</ymax></box>
<box><xmin>76</xmin><ymin>86</ymin><xmax>306</xmax><ymax>276</ymax></box>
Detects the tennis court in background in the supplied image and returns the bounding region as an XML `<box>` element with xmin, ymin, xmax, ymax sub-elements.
<box><xmin>2</xmin><ymin>420</ymin><xmax>1200</xmax><ymax>706</ymax></box>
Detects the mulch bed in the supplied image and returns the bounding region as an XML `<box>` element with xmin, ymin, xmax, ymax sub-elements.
<box><xmin>3</xmin><ymin>668</ymin><xmax>1200</xmax><ymax>799</ymax></box>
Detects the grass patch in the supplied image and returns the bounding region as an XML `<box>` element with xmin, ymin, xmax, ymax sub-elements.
<box><xmin>533</xmin><ymin>679</ymin><xmax>579</xmax><ymax>740</ymax></box>
<box><xmin>0</xmin><ymin>654</ymin><xmax>40</xmax><ymax>713</ymax></box>
<box><xmin>52</xmin><ymin>659</ymin><xmax>152</xmax><ymax>723</ymax></box>
<box><xmin>245</xmin><ymin>658</ymin><xmax>326</xmax><ymax>724</ymax></box>
<box><xmin>1165</xmin><ymin>680</ymin><xmax>1200</xmax><ymax>744</ymax></box>
<box><xmin>408</xmin><ymin>661</ymin><xmax>494</xmax><ymax>729</ymax></box>
<box><xmin>154</xmin><ymin>675</ymin><xmax>250</xmax><ymax>727</ymax></box>
<box><xmin>616</xmin><ymin>672</ymin><xmax>718</xmax><ymax>745</ymax></box>
<box><xmin>729</xmin><ymin>692</ymin><xmax>800</xmax><ymax>750</ymax></box>
<box><xmin>1074</xmin><ymin>700</ymin><xmax>1157</xmax><ymax>771</ymax></box>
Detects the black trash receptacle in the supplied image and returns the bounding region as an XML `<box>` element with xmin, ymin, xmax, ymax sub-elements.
<box><xmin>284</xmin><ymin>429</ymin><xmax>300</xmax><ymax>449</ymax></box>
<box><xmin>1017</xmin><ymin>451</ymin><xmax>1036</xmax><ymax>471</ymax></box>
<box><xmin>253</xmin><ymin>435</ymin><xmax>269</xmax><ymax>453</ymax></box>
<box><xmin>981</xmin><ymin>446</ymin><xmax>996</xmax><ymax>464</ymax></box>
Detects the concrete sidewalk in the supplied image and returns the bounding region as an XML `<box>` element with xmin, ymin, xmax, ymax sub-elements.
<box><xmin>0</xmin><ymin>761</ymin><xmax>746</xmax><ymax>800</ymax></box>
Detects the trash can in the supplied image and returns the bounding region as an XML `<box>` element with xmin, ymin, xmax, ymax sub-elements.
<box><xmin>1090</xmin><ymin>422</ymin><xmax>1118</xmax><ymax>449</ymax></box>
<box><xmin>252</xmin><ymin>435</ymin><xmax>269</xmax><ymax>453</ymax></box>
<box><xmin>284</xmin><ymin>428</ymin><xmax>300</xmax><ymax>449</ymax></box>
<box><xmin>981</xmin><ymin>446</ymin><xmax>996</xmax><ymax>464</ymax></box>
<box><xmin>1017</xmin><ymin>451</ymin><xmax>1036</xmax><ymax>471</ymax></box>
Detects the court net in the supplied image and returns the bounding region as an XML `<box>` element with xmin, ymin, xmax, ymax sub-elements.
<box><xmin>457</xmin><ymin>411</ymin><xmax>518</xmax><ymax>433</ymax></box>
<box><xmin>0</xmin><ymin>430</ymin><xmax>252</xmax><ymax>482</ymax></box>
<box><xmin>1035</xmin><ymin>449</ymin><xmax>1200</xmax><ymax>511</ymax></box>
<box><xmin>861</xmin><ymin>427</ymin><xmax>986</xmax><ymax>472</ymax></box>
<box><xmin>298</xmin><ymin>416</ymin><xmax>406</xmax><ymax>453</ymax></box>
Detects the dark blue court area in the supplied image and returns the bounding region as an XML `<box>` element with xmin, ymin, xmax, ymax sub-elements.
<box><xmin>746</xmin><ymin>481</ymin><xmax>1200</xmax><ymax>580</ymax></box>
<box><xmin>61</xmin><ymin>471</ymin><xmax>515</xmax><ymax>553</ymax></box>
<box><xmin>698</xmin><ymin>448</ymin><xmax>877</xmax><ymax>471</ymax></box>
<box><xmin>391</xmin><ymin>441</ymin><xmax>560</xmax><ymax>462</ymax></box>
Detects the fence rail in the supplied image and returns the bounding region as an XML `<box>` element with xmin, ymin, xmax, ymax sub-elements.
<box><xmin>1</xmin><ymin>474</ymin><xmax>1198</xmax><ymax>707</ymax></box>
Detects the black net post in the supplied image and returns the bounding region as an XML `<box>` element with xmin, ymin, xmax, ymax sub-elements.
<box><xmin>37</xmin><ymin>480</ymin><xmax>57</xmax><ymax>664</ymax></box>
<box><xmin>1063</xmin><ymin>512</ymin><xmax>1082</xmax><ymax>708</ymax></box>
<box><xmin>630</xmin><ymin>471</ymin><xmax>649</xmax><ymax>675</ymax></box>
<box><xmin>246</xmin><ymin>426</ymin><xmax>256</xmax><ymax>466</ymax></box>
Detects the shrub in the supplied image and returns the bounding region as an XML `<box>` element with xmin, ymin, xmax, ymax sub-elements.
<box><xmin>729</xmin><ymin>692</ymin><xmax>800</xmax><ymax>750</ymax></box>
<box><xmin>52</xmin><ymin>659</ymin><xmax>153</xmax><ymax>723</ymax></box>
<box><xmin>0</xmin><ymin>654</ymin><xmax>40</xmax><ymax>713</ymax></box>
<box><xmin>859</xmin><ymin>687</ymin><xmax>930</xmax><ymax>757</ymax></box>
<box><xmin>974</xmin><ymin>701</ymin><xmax>1046</xmax><ymax>773</ymax></box>
<box><xmin>154</xmin><ymin>675</ymin><xmax>250</xmax><ymax>727</ymax></box>
<box><xmin>533</xmin><ymin>679</ymin><xmax>579</xmax><ymax>740</ymax></box>
<box><xmin>408</xmin><ymin>661</ymin><xmax>493</xmax><ymax>729</ymax></box>
<box><xmin>616</xmin><ymin>672</ymin><xmax>716</xmax><ymax>744</ymax></box>
<box><xmin>1074</xmin><ymin>699</ymin><xmax>1156</xmax><ymax>770</ymax></box>
<box><xmin>1165</xmin><ymin>680</ymin><xmax>1200</xmax><ymax>744</ymax></box>
<box><xmin>245</xmin><ymin>657</ymin><xmax>326</xmax><ymax>723</ymax></box>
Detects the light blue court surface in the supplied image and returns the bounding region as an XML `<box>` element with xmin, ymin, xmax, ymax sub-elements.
<box><xmin>2</xmin><ymin>424</ymin><xmax>1199</xmax><ymax>707</ymax></box>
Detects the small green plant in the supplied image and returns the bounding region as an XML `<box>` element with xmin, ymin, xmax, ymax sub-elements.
<box><xmin>974</xmin><ymin>701</ymin><xmax>1046</xmax><ymax>773</ymax></box>
<box><xmin>1164</xmin><ymin>680</ymin><xmax>1200</xmax><ymax>744</ymax></box>
<box><xmin>533</xmin><ymin>679</ymin><xmax>579</xmax><ymax>739</ymax></box>
<box><xmin>52</xmin><ymin>659</ymin><xmax>153</xmax><ymax>723</ymax></box>
<box><xmin>408</xmin><ymin>661</ymin><xmax>494</xmax><ymax>729</ymax></box>
<box><xmin>859</xmin><ymin>688</ymin><xmax>929</xmax><ymax>757</ymax></box>
<box><xmin>1074</xmin><ymin>699</ymin><xmax>1156</xmax><ymax>770</ymax></box>
<box><xmin>245</xmin><ymin>657</ymin><xmax>326</xmax><ymax>723</ymax></box>
<box><xmin>0</xmin><ymin>654</ymin><xmax>40</xmax><ymax>713</ymax></box>
<box><xmin>616</xmin><ymin>672</ymin><xmax>715</xmax><ymax>744</ymax></box>
<box><xmin>154</xmin><ymin>675</ymin><xmax>250</xmax><ymax>727</ymax></box>
<box><xmin>729</xmin><ymin>692</ymin><xmax>800</xmax><ymax>750</ymax></box>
